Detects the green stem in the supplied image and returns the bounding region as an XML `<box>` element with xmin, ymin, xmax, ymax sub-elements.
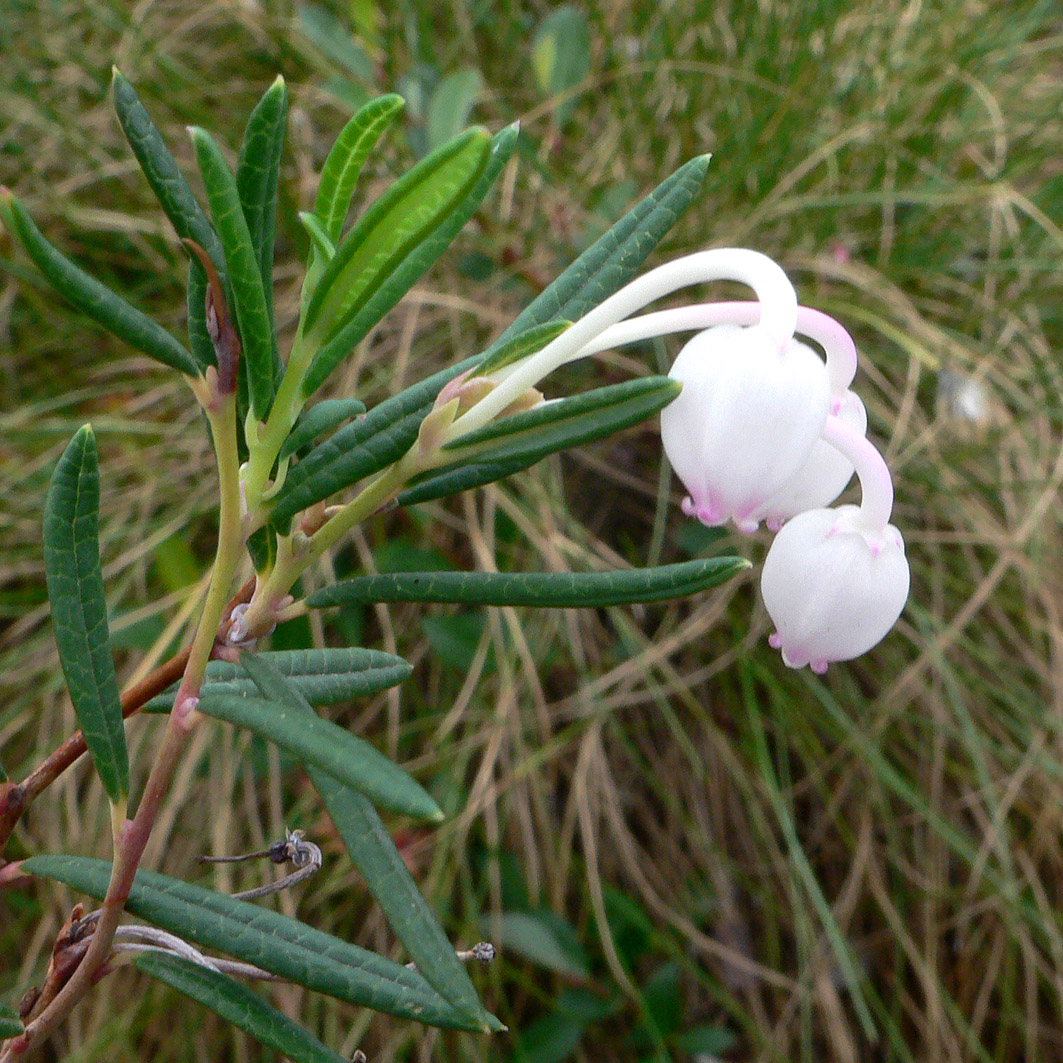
<box><xmin>7</xmin><ymin>398</ymin><xmax>245</xmax><ymax>1061</ymax></box>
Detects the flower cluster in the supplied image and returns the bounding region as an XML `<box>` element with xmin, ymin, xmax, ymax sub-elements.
<box><xmin>450</xmin><ymin>249</ymin><xmax>908</xmax><ymax>673</ymax></box>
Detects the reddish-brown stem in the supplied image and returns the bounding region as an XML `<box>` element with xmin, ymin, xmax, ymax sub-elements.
<box><xmin>0</xmin><ymin>578</ymin><xmax>254</xmax><ymax>857</ymax></box>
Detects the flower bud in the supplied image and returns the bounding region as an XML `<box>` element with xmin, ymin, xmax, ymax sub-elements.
<box><xmin>753</xmin><ymin>389</ymin><xmax>867</xmax><ymax>531</ymax></box>
<box><xmin>761</xmin><ymin>504</ymin><xmax>909</xmax><ymax>672</ymax></box>
<box><xmin>660</xmin><ymin>324</ymin><xmax>831</xmax><ymax>533</ymax></box>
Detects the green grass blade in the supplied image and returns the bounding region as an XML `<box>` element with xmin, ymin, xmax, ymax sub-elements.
<box><xmin>0</xmin><ymin>194</ymin><xmax>197</xmax><ymax>376</ymax></box>
<box><xmin>141</xmin><ymin>646</ymin><xmax>411</xmax><ymax>714</ymax></box>
<box><xmin>240</xmin><ymin>654</ymin><xmax>490</xmax><ymax>1025</ymax></box>
<box><xmin>135</xmin><ymin>953</ymin><xmax>347</xmax><ymax>1063</ymax></box>
<box><xmin>279</xmin><ymin>398</ymin><xmax>367</xmax><ymax>460</ymax></box>
<box><xmin>0</xmin><ymin>1001</ymin><xmax>23</xmax><ymax>1038</ymax></box>
<box><xmin>24</xmin><ymin>855</ymin><xmax>494</xmax><ymax>1031</ymax></box>
<box><xmin>196</xmin><ymin>692</ymin><xmax>442</xmax><ymax>821</ymax></box>
<box><xmin>303</xmin><ymin>124</ymin><xmax>518</xmax><ymax>398</ymax></box>
<box><xmin>400</xmin><ymin>377</ymin><xmax>680</xmax><ymax>506</ymax></box>
<box><xmin>303</xmin><ymin>127</ymin><xmax>491</xmax><ymax>341</ymax></box>
<box><xmin>480</xmin><ymin>155</ymin><xmax>711</xmax><ymax>360</ymax></box>
<box><xmin>191</xmin><ymin>127</ymin><xmax>275</xmax><ymax>418</ymax></box>
<box><xmin>236</xmin><ymin>75</ymin><xmax>289</xmax><ymax>379</ymax></box>
<box><xmin>42</xmin><ymin>427</ymin><xmax>128</xmax><ymax>802</ymax></box>
<box><xmin>308</xmin><ymin>558</ymin><xmax>749</xmax><ymax>610</ymax></box>
<box><xmin>314</xmin><ymin>93</ymin><xmax>405</xmax><ymax>243</ymax></box>
<box><xmin>268</xmin><ymin>359</ymin><xmax>474</xmax><ymax>530</ymax></box>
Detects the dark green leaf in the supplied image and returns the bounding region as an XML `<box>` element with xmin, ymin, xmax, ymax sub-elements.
<box><xmin>237</xmin><ymin>75</ymin><xmax>289</xmax><ymax>376</ymax></box>
<box><xmin>512</xmin><ymin>1012</ymin><xmax>585</xmax><ymax>1063</ymax></box>
<box><xmin>426</xmin><ymin>69</ymin><xmax>482</xmax><ymax>153</ymax></box>
<box><xmin>314</xmin><ymin>94</ymin><xmax>405</xmax><ymax>243</ymax></box>
<box><xmin>25</xmin><ymin>855</ymin><xmax>500</xmax><ymax>1032</ymax></box>
<box><xmin>196</xmin><ymin>692</ymin><xmax>442</xmax><ymax>821</ymax></box>
<box><xmin>269</xmin><ymin>359</ymin><xmax>474</xmax><ymax>530</ymax></box>
<box><xmin>676</xmin><ymin>1024</ymin><xmax>738</xmax><ymax>1055</ymax></box>
<box><xmin>481</xmin><ymin>156</ymin><xmax>710</xmax><ymax>360</ymax></box>
<box><xmin>303</xmin><ymin>123</ymin><xmax>517</xmax><ymax>397</ymax></box>
<box><xmin>308</xmin><ymin>558</ymin><xmax>748</xmax><ymax>610</ymax></box>
<box><xmin>240</xmin><ymin>654</ymin><xmax>489</xmax><ymax>1023</ymax></box>
<box><xmin>0</xmin><ymin>1000</ymin><xmax>23</xmax><ymax>1038</ymax></box>
<box><xmin>400</xmin><ymin>377</ymin><xmax>680</xmax><ymax>506</ymax></box>
<box><xmin>491</xmin><ymin>911</ymin><xmax>590</xmax><ymax>980</ymax></box>
<box><xmin>0</xmin><ymin>195</ymin><xmax>196</xmax><ymax>376</ymax></box>
<box><xmin>303</xmin><ymin>127</ymin><xmax>491</xmax><ymax>342</ymax></box>
<box><xmin>111</xmin><ymin>68</ymin><xmax>225</xmax><ymax>273</ymax></box>
<box><xmin>477</xmin><ymin>320</ymin><xmax>571</xmax><ymax>377</ymax></box>
<box><xmin>135</xmin><ymin>952</ymin><xmax>347</xmax><ymax>1063</ymax></box>
<box><xmin>43</xmin><ymin>427</ymin><xmax>128</xmax><ymax>802</ymax></box>
<box><xmin>185</xmin><ymin>258</ymin><xmax>216</xmax><ymax>371</ymax></box>
<box><xmin>142</xmin><ymin>646</ymin><xmax>411</xmax><ymax>714</ymax></box>
<box><xmin>279</xmin><ymin>398</ymin><xmax>366</xmax><ymax>460</ymax></box>
<box><xmin>191</xmin><ymin>127</ymin><xmax>275</xmax><ymax>418</ymax></box>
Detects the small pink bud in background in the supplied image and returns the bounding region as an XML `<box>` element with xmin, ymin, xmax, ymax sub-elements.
<box><xmin>761</xmin><ymin>504</ymin><xmax>909</xmax><ymax>672</ymax></box>
<box><xmin>660</xmin><ymin>325</ymin><xmax>831</xmax><ymax>533</ymax></box>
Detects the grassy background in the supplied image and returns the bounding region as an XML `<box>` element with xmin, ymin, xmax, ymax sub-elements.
<box><xmin>2</xmin><ymin>0</ymin><xmax>1063</xmax><ymax>1060</ymax></box>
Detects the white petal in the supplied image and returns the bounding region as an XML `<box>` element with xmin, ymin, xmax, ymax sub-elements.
<box><xmin>761</xmin><ymin>505</ymin><xmax>909</xmax><ymax>671</ymax></box>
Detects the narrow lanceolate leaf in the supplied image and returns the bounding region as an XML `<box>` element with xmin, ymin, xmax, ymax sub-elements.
<box><xmin>135</xmin><ymin>953</ymin><xmax>347</xmax><ymax>1063</ymax></box>
<box><xmin>303</xmin><ymin>124</ymin><xmax>518</xmax><ymax>398</ymax></box>
<box><xmin>191</xmin><ymin>127</ymin><xmax>275</xmax><ymax>418</ymax></box>
<box><xmin>303</xmin><ymin>127</ymin><xmax>492</xmax><ymax>343</ymax></box>
<box><xmin>196</xmin><ymin>692</ymin><xmax>442</xmax><ymax>821</ymax></box>
<box><xmin>268</xmin><ymin>359</ymin><xmax>474</xmax><ymax>531</ymax></box>
<box><xmin>141</xmin><ymin>646</ymin><xmax>411</xmax><ymax>714</ymax></box>
<box><xmin>314</xmin><ymin>93</ymin><xmax>405</xmax><ymax>243</ymax></box>
<box><xmin>480</xmin><ymin>155</ymin><xmax>711</xmax><ymax>361</ymax></box>
<box><xmin>0</xmin><ymin>1000</ymin><xmax>23</xmax><ymax>1038</ymax></box>
<box><xmin>0</xmin><ymin>195</ymin><xmax>196</xmax><ymax>376</ymax></box>
<box><xmin>25</xmin><ymin>855</ymin><xmax>499</xmax><ymax>1032</ymax></box>
<box><xmin>280</xmin><ymin>397</ymin><xmax>367</xmax><ymax>460</ymax></box>
<box><xmin>400</xmin><ymin>376</ymin><xmax>680</xmax><ymax>506</ymax></box>
<box><xmin>241</xmin><ymin>654</ymin><xmax>489</xmax><ymax>1025</ymax></box>
<box><xmin>299</xmin><ymin>211</ymin><xmax>336</xmax><ymax>263</ymax></box>
<box><xmin>111</xmin><ymin>68</ymin><xmax>225</xmax><ymax>273</ymax></box>
<box><xmin>43</xmin><ymin>427</ymin><xmax>128</xmax><ymax>802</ymax></box>
<box><xmin>307</xmin><ymin>559</ymin><xmax>750</xmax><ymax>610</ymax></box>
<box><xmin>477</xmin><ymin>319</ymin><xmax>571</xmax><ymax>377</ymax></box>
<box><xmin>237</xmin><ymin>75</ymin><xmax>289</xmax><ymax>377</ymax></box>
<box><xmin>185</xmin><ymin>259</ymin><xmax>216</xmax><ymax>370</ymax></box>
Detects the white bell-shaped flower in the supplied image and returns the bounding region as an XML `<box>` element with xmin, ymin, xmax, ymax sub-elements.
<box><xmin>660</xmin><ymin>324</ymin><xmax>831</xmax><ymax>533</ymax></box>
<box><xmin>752</xmin><ymin>389</ymin><xmax>867</xmax><ymax>531</ymax></box>
<box><xmin>761</xmin><ymin>506</ymin><xmax>909</xmax><ymax>673</ymax></box>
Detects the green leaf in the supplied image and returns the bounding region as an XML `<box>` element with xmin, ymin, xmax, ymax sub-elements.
<box><xmin>240</xmin><ymin>654</ymin><xmax>489</xmax><ymax>1024</ymax></box>
<box><xmin>400</xmin><ymin>376</ymin><xmax>680</xmax><ymax>506</ymax></box>
<box><xmin>279</xmin><ymin>397</ymin><xmax>367</xmax><ymax>460</ymax></box>
<box><xmin>303</xmin><ymin>123</ymin><xmax>519</xmax><ymax>398</ymax></box>
<box><xmin>426</xmin><ymin>69</ymin><xmax>482</xmax><ymax>153</ymax></box>
<box><xmin>25</xmin><ymin>855</ymin><xmax>498</xmax><ymax>1032</ymax></box>
<box><xmin>314</xmin><ymin>94</ymin><xmax>405</xmax><ymax>243</ymax></box>
<box><xmin>0</xmin><ymin>1000</ymin><xmax>23</xmax><ymax>1038</ymax></box>
<box><xmin>43</xmin><ymin>427</ymin><xmax>128</xmax><ymax>802</ymax></box>
<box><xmin>477</xmin><ymin>320</ymin><xmax>571</xmax><ymax>377</ymax></box>
<box><xmin>481</xmin><ymin>155</ymin><xmax>710</xmax><ymax>361</ymax></box>
<box><xmin>237</xmin><ymin>75</ymin><xmax>289</xmax><ymax>378</ymax></box>
<box><xmin>532</xmin><ymin>6</ymin><xmax>591</xmax><ymax>128</ymax></box>
<box><xmin>268</xmin><ymin>359</ymin><xmax>474</xmax><ymax>531</ymax></box>
<box><xmin>141</xmin><ymin>646</ymin><xmax>411</xmax><ymax>714</ymax></box>
<box><xmin>135</xmin><ymin>952</ymin><xmax>347</xmax><ymax>1063</ymax></box>
<box><xmin>185</xmin><ymin>258</ymin><xmax>216</xmax><ymax>370</ymax></box>
<box><xmin>196</xmin><ymin>692</ymin><xmax>442</xmax><ymax>821</ymax></box>
<box><xmin>676</xmin><ymin>1024</ymin><xmax>738</xmax><ymax>1055</ymax></box>
<box><xmin>491</xmin><ymin>911</ymin><xmax>590</xmax><ymax>980</ymax></box>
<box><xmin>511</xmin><ymin>1012</ymin><xmax>586</xmax><ymax>1063</ymax></box>
<box><xmin>303</xmin><ymin>127</ymin><xmax>491</xmax><ymax>342</ymax></box>
<box><xmin>308</xmin><ymin>558</ymin><xmax>748</xmax><ymax>610</ymax></box>
<box><xmin>299</xmin><ymin>211</ymin><xmax>336</xmax><ymax>262</ymax></box>
<box><xmin>0</xmin><ymin>194</ymin><xmax>197</xmax><ymax>376</ymax></box>
<box><xmin>297</xmin><ymin>3</ymin><xmax>375</xmax><ymax>79</ymax></box>
<box><xmin>191</xmin><ymin>127</ymin><xmax>275</xmax><ymax>418</ymax></box>
<box><xmin>111</xmin><ymin>68</ymin><xmax>225</xmax><ymax>274</ymax></box>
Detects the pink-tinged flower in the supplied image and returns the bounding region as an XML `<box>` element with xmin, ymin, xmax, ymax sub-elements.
<box><xmin>660</xmin><ymin>324</ymin><xmax>831</xmax><ymax>533</ymax></box>
<box><xmin>761</xmin><ymin>418</ymin><xmax>909</xmax><ymax>672</ymax></box>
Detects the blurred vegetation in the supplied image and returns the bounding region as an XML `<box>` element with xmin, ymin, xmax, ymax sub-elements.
<box><xmin>2</xmin><ymin>0</ymin><xmax>1063</xmax><ymax>1060</ymax></box>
